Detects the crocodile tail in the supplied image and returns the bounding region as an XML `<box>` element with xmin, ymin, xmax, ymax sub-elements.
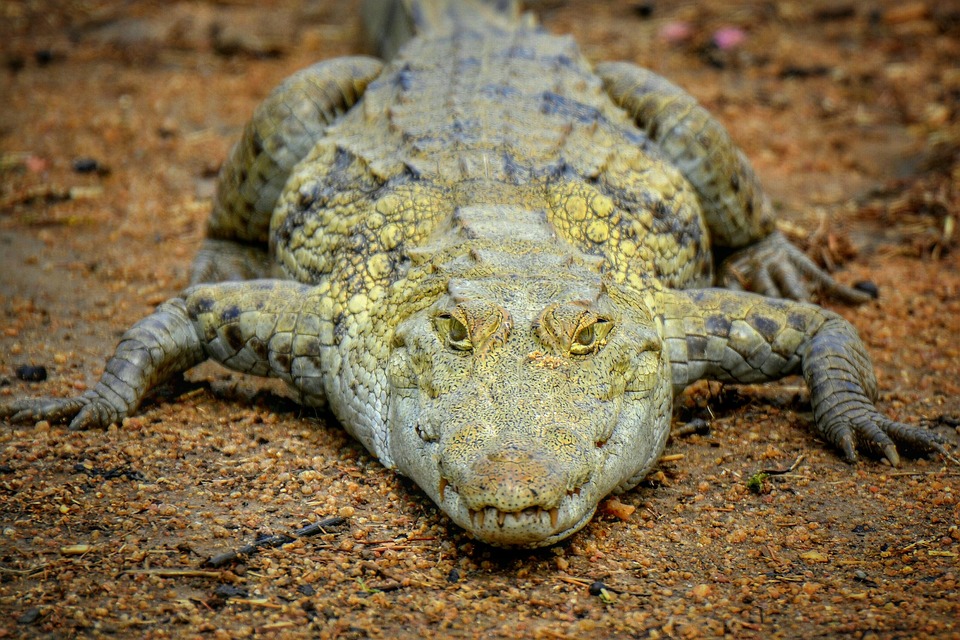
<box><xmin>362</xmin><ymin>0</ymin><xmax>530</xmax><ymax>59</ymax></box>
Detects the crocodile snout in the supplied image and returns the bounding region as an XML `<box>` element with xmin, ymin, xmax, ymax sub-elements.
<box><xmin>438</xmin><ymin>417</ymin><xmax>593</xmax><ymax>518</ymax></box>
<box><xmin>454</xmin><ymin>447</ymin><xmax>571</xmax><ymax>513</ymax></box>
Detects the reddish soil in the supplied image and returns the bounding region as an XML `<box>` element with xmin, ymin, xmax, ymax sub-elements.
<box><xmin>1</xmin><ymin>1</ymin><xmax>958</xmax><ymax>638</ymax></box>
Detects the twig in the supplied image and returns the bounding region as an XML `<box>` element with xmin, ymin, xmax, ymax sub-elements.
<box><xmin>761</xmin><ymin>455</ymin><xmax>805</xmax><ymax>476</ymax></box>
<box><xmin>121</xmin><ymin>569</ymin><xmax>227</xmax><ymax>579</ymax></box>
<box><xmin>0</xmin><ymin>563</ymin><xmax>49</xmax><ymax>576</ymax></box>
<box><xmin>229</xmin><ymin>598</ymin><xmax>283</xmax><ymax>609</ymax></box>
<box><xmin>205</xmin><ymin>516</ymin><xmax>346</xmax><ymax>568</ymax></box>
<box><xmin>557</xmin><ymin>575</ymin><xmax>592</xmax><ymax>588</ymax></box>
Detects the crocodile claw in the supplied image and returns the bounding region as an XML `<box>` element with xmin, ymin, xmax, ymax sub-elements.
<box><xmin>1</xmin><ymin>397</ymin><xmax>88</xmax><ymax>426</ymax></box>
<box><xmin>720</xmin><ymin>230</ymin><xmax>874</xmax><ymax>304</ymax></box>
<box><xmin>0</xmin><ymin>396</ymin><xmax>122</xmax><ymax>430</ymax></box>
<box><xmin>824</xmin><ymin>407</ymin><xmax>949</xmax><ymax>467</ymax></box>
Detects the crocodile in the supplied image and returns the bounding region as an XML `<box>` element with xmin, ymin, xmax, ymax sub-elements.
<box><xmin>1</xmin><ymin>0</ymin><xmax>949</xmax><ymax>547</ymax></box>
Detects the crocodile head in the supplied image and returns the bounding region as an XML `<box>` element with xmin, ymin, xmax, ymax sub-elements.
<box><xmin>386</xmin><ymin>248</ymin><xmax>672</xmax><ymax>546</ymax></box>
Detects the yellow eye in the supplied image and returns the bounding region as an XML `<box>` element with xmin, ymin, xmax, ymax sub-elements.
<box><xmin>570</xmin><ymin>319</ymin><xmax>611</xmax><ymax>355</ymax></box>
<box><xmin>575</xmin><ymin>324</ymin><xmax>594</xmax><ymax>346</ymax></box>
<box><xmin>449</xmin><ymin>318</ymin><xmax>468</xmax><ymax>344</ymax></box>
<box><xmin>437</xmin><ymin>313</ymin><xmax>472</xmax><ymax>351</ymax></box>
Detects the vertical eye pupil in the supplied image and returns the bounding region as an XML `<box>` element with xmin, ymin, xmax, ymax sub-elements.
<box><xmin>449</xmin><ymin>320</ymin><xmax>468</xmax><ymax>343</ymax></box>
<box><xmin>576</xmin><ymin>325</ymin><xmax>595</xmax><ymax>346</ymax></box>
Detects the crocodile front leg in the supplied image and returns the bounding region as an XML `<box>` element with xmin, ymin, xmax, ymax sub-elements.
<box><xmin>661</xmin><ymin>288</ymin><xmax>948</xmax><ymax>465</ymax></box>
<box><xmin>1</xmin><ymin>281</ymin><xmax>321</xmax><ymax>430</ymax></box>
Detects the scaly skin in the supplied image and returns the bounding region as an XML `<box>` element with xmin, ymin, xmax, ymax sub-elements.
<box><xmin>2</xmin><ymin>0</ymin><xmax>949</xmax><ymax>547</ymax></box>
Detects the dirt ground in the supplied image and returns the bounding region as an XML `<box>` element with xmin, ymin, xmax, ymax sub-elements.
<box><xmin>1</xmin><ymin>1</ymin><xmax>958</xmax><ymax>638</ymax></box>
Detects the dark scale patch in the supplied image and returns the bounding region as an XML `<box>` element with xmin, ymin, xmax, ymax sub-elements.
<box><xmin>730</xmin><ymin>172</ymin><xmax>741</xmax><ymax>193</ymax></box>
<box><xmin>786</xmin><ymin>311</ymin><xmax>809</xmax><ymax>332</ymax></box>
<box><xmin>751</xmin><ymin>315</ymin><xmax>780</xmax><ymax>342</ymax></box>
<box><xmin>297</xmin><ymin>184</ymin><xmax>319</xmax><ymax>209</ymax></box>
<box><xmin>501</xmin><ymin>150</ymin><xmax>528</xmax><ymax>183</ymax></box>
<box><xmin>332</xmin><ymin>146</ymin><xmax>356</xmax><ymax>172</ymax></box>
<box><xmin>455</xmin><ymin>56</ymin><xmax>482</xmax><ymax>72</ymax></box>
<box><xmin>402</xmin><ymin>161</ymin><xmax>422</xmax><ymax>180</ymax></box>
<box><xmin>480</xmin><ymin>83</ymin><xmax>521</xmax><ymax>100</ymax></box>
<box><xmin>410</xmin><ymin>134</ymin><xmax>442</xmax><ymax>153</ymax></box>
<box><xmin>297</xmin><ymin>338</ymin><xmax>323</xmax><ymax>358</ymax></box>
<box><xmin>332</xmin><ymin>312</ymin><xmax>348</xmax><ymax>342</ymax></box>
<box><xmin>505</xmin><ymin>44</ymin><xmax>536</xmax><ymax>60</ymax></box>
<box><xmin>539</xmin><ymin>91</ymin><xmax>601</xmax><ymax>124</ymax></box>
<box><xmin>249</xmin><ymin>337</ymin><xmax>269</xmax><ymax>360</ymax></box>
<box><xmin>190</xmin><ymin>297</ymin><xmax>215</xmax><ymax>315</ymax></box>
<box><xmin>450</xmin><ymin>119</ymin><xmax>480</xmax><ymax>144</ymax></box>
<box><xmin>396</xmin><ymin>64</ymin><xmax>415</xmax><ymax>91</ymax></box>
<box><xmin>646</xmin><ymin>118</ymin><xmax>660</xmax><ymax>141</ymax></box>
<box><xmin>221</xmin><ymin>305</ymin><xmax>241</xmax><ymax>322</ymax></box>
<box><xmin>222</xmin><ymin>323</ymin><xmax>245</xmax><ymax>350</ymax></box>
<box><xmin>250</xmin><ymin>133</ymin><xmax>263</xmax><ymax>157</ymax></box>
<box><xmin>686</xmin><ymin>335</ymin><xmax>709</xmax><ymax>361</ymax></box>
<box><xmin>651</xmin><ymin>199</ymin><xmax>670</xmax><ymax>220</ymax></box>
<box><xmin>622</xmin><ymin>125</ymin><xmax>650</xmax><ymax>148</ymax></box>
<box><xmin>273</xmin><ymin>352</ymin><xmax>292</xmax><ymax>371</ymax></box>
<box><xmin>540</xmin><ymin>159</ymin><xmax>582</xmax><ymax>183</ymax></box>
<box><xmin>705</xmin><ymin>313</ymin><xmax>732</xmax><ymax>337</ymax></box>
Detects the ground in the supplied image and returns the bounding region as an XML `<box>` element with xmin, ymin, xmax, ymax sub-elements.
<box><xmin>1</xmin><ymin>1</ymin><xmax>958</xmax><ymax>638</ymax></box>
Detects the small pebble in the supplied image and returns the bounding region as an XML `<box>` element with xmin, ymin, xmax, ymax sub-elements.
<box><xmin>713</xmin><ymin>26</ymin><xmax>747</xmax><ymax>50</ymax></box>
<box><xmin>34</xmin><ymin>50</ymin><xmax>54</xmax><ymax>66</ymax></box>
<box><xmin>60</xmin><ymin>544</ymin><xmax>91</xmax><ymax>555</ymax></box>
<box><xmin>72</xmin><ymin>157</ymin><xmax>101</xmax><ymax>174</ymax></box>
<box><xmin>632</xmin><ymin>2</ymin><xmax>654</xmax><ymax>18</ymax></box>
<box><xmin>15</xmin><ymin>365</ymin><xmax>47</xmax><ymax>382</ymax></box>
<box><xmin>853</xmin><ymin>281</ymin><xmax>880</xmax><ymax>298</ymax></box>
<box><xmin>659</xmin><ymin>21</ymin><xmax>693</xmax><ymax>44</ymax></box>
<box><xmin>26</xmin><ymin>155</ymin><xmax>47</xmax><ymax>173</ymax></box>
<box><xmin>17</xmin><ymin>607</ymin><xmax>42</xmax><ymax>625</ymax></box>
<box><xmin>588</xmin><ymin>581</ymin><xmax>606</xmax><ymax>596</ymax></box>
<box><xmin>214</xmin><ymin>584</ymin><xmax>248</xmax><ymax>599</ymax></box>
<box><xmin>447</xmin><ymin>568</ymin><xmax>461</xmax><ymax>583</ymax></box>
<box><xmin>6</xmin><ymin>55</ymin><xmax>25</xmax><ymax>73</ymax></box>
<box><xmin>297</xmin><ymin>584</ymin><xmax>316</xmax><ymax>596</ymax></box>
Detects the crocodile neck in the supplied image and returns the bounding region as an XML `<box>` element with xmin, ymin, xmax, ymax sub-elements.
<box><xmin>410</xmin><ymin>202</ymin><xmax>604</xmax><ymax>276</ymax></box>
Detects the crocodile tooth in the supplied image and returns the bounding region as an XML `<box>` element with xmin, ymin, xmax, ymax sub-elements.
<box><xmin>468</xmin><ymin>509</ymin><xmax>476</xmax><ymax>527</ymax></box>
<box><xmin>548</xmin><ymin>507</ymin><xmax>559</xmax><ymax>529</ymax></box>
<box><xmin>438</xmin><ymin>477</ymin><xmax>448</xmax><ymax>501</ymax></box>
<box><xmin>496</xmin><ymin>510</ymin><xmax>506</xmax><ymax>527</ymax></box>
<box><xmin>476</xmin><ymin>508</ymin><xmax>485</xmax><ymax>528</ymax></box>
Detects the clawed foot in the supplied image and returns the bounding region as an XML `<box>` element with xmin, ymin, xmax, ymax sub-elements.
<box><xmin>819</xmin><ymin>402</ymin><xmax>953</xmax><ymax>467</ymax></box>
<box><xmin>720</xmin><ymin>231</ymin><xmax>874</xmax><ymax>304</ymax></box>
<box><xmin>0</xmin><ymin>395</ymin><xmax>123</xmax><ymax>430</ymax></box>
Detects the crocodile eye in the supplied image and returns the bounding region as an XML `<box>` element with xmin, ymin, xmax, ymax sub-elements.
<box><xmin>448</xmin><ymin>318</ymin><xmax>468</xmax><ymax>344</ymax></box>
<box><xmin>437</xmin><ymin>313</ymin><xmax>473</xmax><ymax>351</ymax></box>
<box><xmin>575</xmin><ymin>324</ymin><xmax>594</xmax><ymax>346</ymax></box>
<box><xmin>570</xmin><ymin>319</ymin><xmax>611</xmax><ymax>355</ymax></box>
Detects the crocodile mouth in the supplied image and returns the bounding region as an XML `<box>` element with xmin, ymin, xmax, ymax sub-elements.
<box><xmin>437</xmin><ymin>479</ymin><xmax>596</xmax><ymax>547</ymax></box>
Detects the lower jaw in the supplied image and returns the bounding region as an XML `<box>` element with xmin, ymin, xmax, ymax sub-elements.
<box><xmin>443</xmin><ymin>493</ymin><xmax>597</xmax><ymax>548</ymax></box>
<box><xmin>464</xmin><ymin>507</ymin><xmax>596</xmax><ymax>548</ymax></box>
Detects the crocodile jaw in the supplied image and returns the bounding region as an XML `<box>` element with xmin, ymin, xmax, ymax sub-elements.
<box><xmin>439</xmin><ymin>483</ymin><xmax>598</xmax><ymax>548</ymax></box>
